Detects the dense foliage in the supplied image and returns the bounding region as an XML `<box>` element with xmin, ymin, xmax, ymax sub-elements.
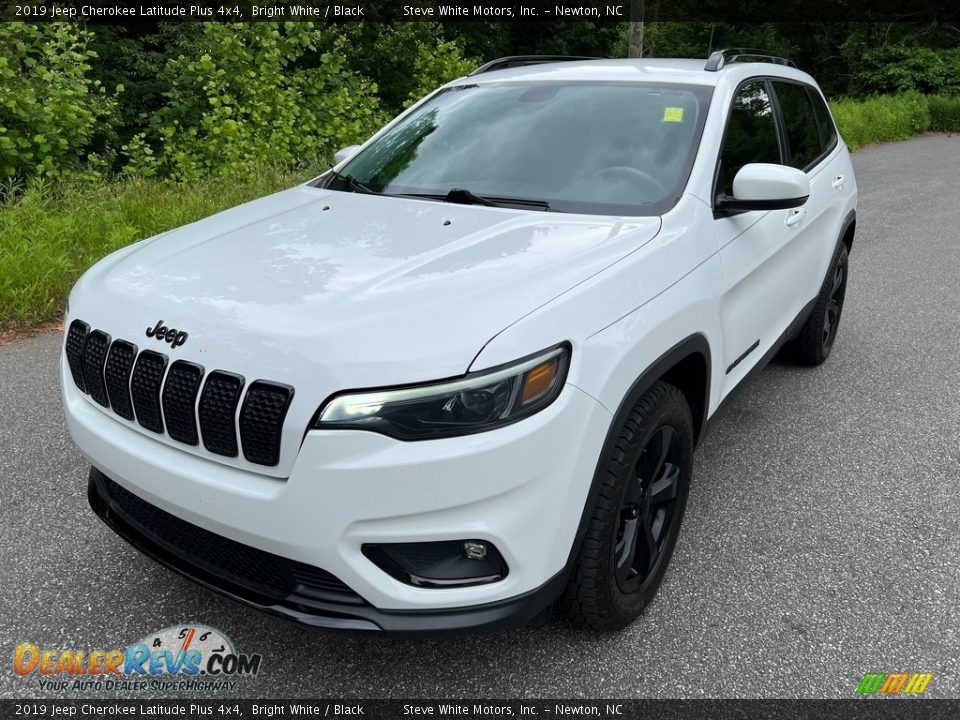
<box><xmin>1</xmin><ymin>20</ymin><xmax>958</xmax><ymax>184</ymax></box>
<box><xmin>0</xmin><ymin>24</ymin><xmax>118</xmax><ymax>180</ymax></box>
<box><xmin>123</xmin><ymin>24</ymin><xmax>387</xmax><ymax>178</ymax></box>
<box><xmin>1</xmin><ymin>20</ymin><xmax>477</xmax><ymax>183</ymax></box>
<box><xmin>1</xmin><ymin>20</ymin><xmax>958</xmax><ymax>328</ymax></box>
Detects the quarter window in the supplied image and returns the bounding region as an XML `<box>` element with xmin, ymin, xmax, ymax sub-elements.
<box><xmin>718</xmin><ymin>82</ymin><xmax>781</xmax><ymax>197</ymax></box>
<box><xmin>772</xmin><ymin>81</ymin><xmax>821</xmax><ymax>170</ymax></box>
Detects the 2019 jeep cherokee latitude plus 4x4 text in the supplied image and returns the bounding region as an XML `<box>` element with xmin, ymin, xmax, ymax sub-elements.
<box><xmin>63</xmin><ymin>53</ymin><xmax>857</xmax><ymax>633</ymax></box>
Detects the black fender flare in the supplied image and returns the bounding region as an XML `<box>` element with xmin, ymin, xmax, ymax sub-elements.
<box><xmin>839</xmin><ymin>209</ymin><xmax>856</xmax><ymax>251</ymax></box>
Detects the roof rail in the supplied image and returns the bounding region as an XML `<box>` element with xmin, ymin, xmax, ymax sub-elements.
<box><xmin>704</xmin><ymin>48</ymin><xmax>796</xmax><ymax>72</ymax></box>
<box><xmin>469</xmin><ymin>55</ymin><xmax>602</xmax><ymax>76</ymax></box>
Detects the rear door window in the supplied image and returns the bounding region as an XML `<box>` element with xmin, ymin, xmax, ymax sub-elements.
<box><xmin>772</xmin><ymin>81</ymin><xmax>822</xmax><ymax>170</ymax></box>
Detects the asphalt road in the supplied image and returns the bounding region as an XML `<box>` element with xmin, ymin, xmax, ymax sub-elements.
<box><xmin>2</xmin><ymin>135</ymin><xmax>958</xmax><ymax>700</ymax></box>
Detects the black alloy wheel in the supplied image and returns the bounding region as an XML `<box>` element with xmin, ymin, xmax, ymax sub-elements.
<box><xmin>822</xmin><ymin>256</ymin><xmax>847</xmax><ymax>352</ymax></box>
<box><xmin>614</xmin><ymin>426</ymin><xmax>682</xmax><ymax>594</ymax></box>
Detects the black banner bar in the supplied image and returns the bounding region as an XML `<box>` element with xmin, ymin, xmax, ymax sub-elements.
<box><xmin>1</xmin><ymin>0</ymin><xmax>958</xmax><ymax>23</ymax></box>
<box><xmin>4</xmin><ymin>700</ymin><xmax>960</xmax><ymax>720</ymax></box>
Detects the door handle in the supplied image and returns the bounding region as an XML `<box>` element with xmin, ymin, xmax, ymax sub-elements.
<box><xmin>785</xmin><ymin>208</ymin><xmax>806</xmax><ymax>227</ymax></box>
<box><xmin>832</xmin><ymin>175</ymin><xmax>846</xmax><ymax>190</ymax></box>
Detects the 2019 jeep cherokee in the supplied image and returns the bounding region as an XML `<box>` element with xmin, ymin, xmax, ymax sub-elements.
<box><xmin>63</xmin><ymin>51</ymin><xmax>857</xmax><ymax>633</ymax></box>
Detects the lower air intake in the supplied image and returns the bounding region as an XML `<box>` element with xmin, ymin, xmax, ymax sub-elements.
<box><xmin>98</xmin><ymin>473</ymin><xmax>361</xmax><ymax>604</ymax></box>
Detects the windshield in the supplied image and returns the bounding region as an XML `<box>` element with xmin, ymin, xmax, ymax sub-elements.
<box><xmin>332</xmin><ymin>81</ymin><xmax>712</xmax><ymax>215</ymax></box>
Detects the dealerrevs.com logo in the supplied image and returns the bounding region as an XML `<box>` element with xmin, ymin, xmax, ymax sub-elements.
<box><xmin>14</xmin><ymin>624</ymin><xmax>262</xmax><ymax>693</ymax></box>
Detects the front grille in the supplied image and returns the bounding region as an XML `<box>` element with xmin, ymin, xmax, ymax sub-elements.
<box><xmin>101</xmin><ymin>475</ymin><xmax>361</xmax><ymax>603</ymax></box>
<box><xmin>65</xmin><ymin>320</ymin><xmax>294</xmax><ymax>468</ymax></box>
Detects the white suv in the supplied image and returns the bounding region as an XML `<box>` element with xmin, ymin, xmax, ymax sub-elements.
<box><xmin>63</xmin><ymin>51</ymin><xmax>857</xmax><ymax>633</ymax></box>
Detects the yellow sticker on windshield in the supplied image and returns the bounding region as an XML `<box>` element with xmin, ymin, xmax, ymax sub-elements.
<box><xmin>663</xmin><ymin>107</ymin><xmax>684</xmax><ymax>123</ymax></box>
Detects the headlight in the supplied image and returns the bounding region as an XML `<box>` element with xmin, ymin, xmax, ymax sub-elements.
<box><xmin>311</xmin><ymin>344</ymin><xmax>570</xmax><ymax>440</ymax></box>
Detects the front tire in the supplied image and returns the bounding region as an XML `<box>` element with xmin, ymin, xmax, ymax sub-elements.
<box><xmin>561</xmin><ymin>381</ymin><xmax>694</xmax><ymax>631</ymax></box>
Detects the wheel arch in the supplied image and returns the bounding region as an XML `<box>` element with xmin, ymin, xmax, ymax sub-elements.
<box><xmin>840</xmin><ymin>209</ymin><xmax>856</xmax><ymax>252</ymax></box>
<box><xmin>563</xmin><ymin>333</ymin><xmax>711</xmax><ymax>571</ymax></box>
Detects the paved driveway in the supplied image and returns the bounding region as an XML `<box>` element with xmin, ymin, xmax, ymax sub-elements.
<box><xmin>2</xmin><ymin>135</ymin><xmax>958</xmax><ymax>699</ymax></box>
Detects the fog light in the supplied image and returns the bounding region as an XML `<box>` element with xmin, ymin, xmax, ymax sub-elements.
<box><xmin>362</xmin><ymin>539</ymin><xmax>506</xmax><ymax>588</ymax></box>
<box><xmin>463</xmin><ymin>541</ymin><xmax>488</xmax><ymax>560</ymax></box>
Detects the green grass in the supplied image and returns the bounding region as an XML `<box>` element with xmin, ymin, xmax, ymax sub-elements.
<box><xmin>928</xmin><ymin>94</ymin><xmax>960</xmax><ymax>132</ymax></box>
<box><xmin>830</xmin><ymin>92</ymin><xmax>931</xmax><ymax>152</ymax></box>
<box><xmin>830</xmin><ymin>92</ymin><xmax>960</xmax><ymax>152</ymax></box>
<box><xmin>0</xmin><ymin>167</ymin><xmax>304</xmax><ymax>328</ymax></box>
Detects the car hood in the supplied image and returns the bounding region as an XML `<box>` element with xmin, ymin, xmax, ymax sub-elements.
<box><xmin>70</xmin><ymin>185</ymin><xmax>660</xmax><ymax>475</ymax></box>
<box><xmin>76</xmin><ymin>184</ymin><xmax>661</xmax><ymax>383</ymax></box>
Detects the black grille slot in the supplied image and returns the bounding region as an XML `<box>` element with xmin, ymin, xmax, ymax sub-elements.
<box><xmin>162</xmin><ymin>361</ymin><xmax>205</xmax><ymax>445</ymax></box>
<box><xmin>81</xmin><ymin>330</ymin><xmax>111</xmax><ymax>407</ymax></box>
<box><xmin>104</xmin><ymin>340</ymin><xmax>137</xmax><ymax>420</ymax></box>
<box><xmin>131</xmin><ymin>350</ymin><xmax>168</xmax><ymax>433</ymax></box>
<box><xmin>198</xmin><ymin>371</ymin><xmax>245</xmax><ymax>457</ymax></box>
<box><xmin>239</xmin><ymin>381</ymin><xmax>294</xmax><ymax>466</ymax></box>
<box><xmin>101</xmin><ymin>475</ymin><xmax>361</xmax><ymax>602</ymax></box>
<box><xmin>65</xmin><ymin>320</ymin><xmax>89</xmax><ymax>392</ymax></box>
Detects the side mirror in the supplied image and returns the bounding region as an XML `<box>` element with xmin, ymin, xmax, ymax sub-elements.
<box><xmin>716</xmin><ymin>163</ymin><xmax>810</xmax><ymax>213</ymax></box>
<box><xmin>333</xmin><ymin>144</ymin><xmax>361</xmax><ymax>165</ymax></box>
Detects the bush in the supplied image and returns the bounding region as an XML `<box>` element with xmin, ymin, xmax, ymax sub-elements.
<box><xmin>124</xmin><ymin>23</ymin><xmax>386</xmax><ymax>179</ymax></box>
<box><xmin>853</xmin><ymin>46</ymin><xmax>960</xmax><ymax>96</ymax></box>
<box><xmin>927</xmin><ymin>95</ymin><xmax>960</xmax><ymax>132</ymax></box>
<box><xmin>829</xmin><ymin>92</ymin><xmax>931</xmax><ymax>151</ymax></box>
<box><xmin>404</xmin><ymin>40</ymin><xmax>477</xmax><ymax>108</ymax></box>
<box><xmin>0</xmin><ymin>23</ymin><xmax>119</xmax><ymax>181</ymax></box>
<box><xmin>0</xmin><ymin>167</ymin><xmax>301</xmax><ymax>326</ymax></box>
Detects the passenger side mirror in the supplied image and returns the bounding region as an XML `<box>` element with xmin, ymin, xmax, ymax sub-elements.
<box><xmin>333</xmin><ymin>145</ymin><xmax>361</xmax><ymax>165</ymax></box>
<box><xmin>716</xmin><ymin>163</ymin><xmax>810</xmax><ymax>213</ymax></box>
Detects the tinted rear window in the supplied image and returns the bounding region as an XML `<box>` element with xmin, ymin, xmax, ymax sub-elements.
<box><xmin>773</xmin><ymin>81</ymin><xmax>821</xmax><ymax>170</ymax></box>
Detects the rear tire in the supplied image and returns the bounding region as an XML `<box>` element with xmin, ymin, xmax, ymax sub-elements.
<box><xmin>790</xmin><ymin>242</ymin><xmax>849</xmax><ymax>366</ymax></box>
<box><xmin>560</xmin><ymin>381</ymin><xmax>693</xmax><ymax>631</ymax></box>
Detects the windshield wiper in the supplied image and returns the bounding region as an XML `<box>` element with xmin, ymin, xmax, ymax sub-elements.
<box><xmin>326</xmin><ymin>170</ymin><xmax>380</xmax><ymax>195</ymax></box>
<box><xmin>399</xmin><ymin>188</ymin><xmax>556</xmax><ymax>211</ymax></box>
<box><xmin>446</xmin><ymin>187</ymin><xmax>498</xmax><ymax>206</ymax></box>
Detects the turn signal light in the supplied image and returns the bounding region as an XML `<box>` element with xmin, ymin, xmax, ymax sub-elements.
<box><xmin>521</xmin><ymin>357</ymin><xmax>559</xmax><ymax>404</ymax></box>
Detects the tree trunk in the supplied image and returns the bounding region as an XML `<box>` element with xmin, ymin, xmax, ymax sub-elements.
<box><xmin>628</xmin><ymin>22</ymin><xmax>644</xmax><ymax>58</ymax></box>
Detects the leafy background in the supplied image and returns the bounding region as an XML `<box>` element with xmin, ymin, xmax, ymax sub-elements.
<box><xmin>3</xmin><ymin>21</ymin><xmax>959</xmax><ymax>183</ymax></box>
<box><xmin>0</xmin><ymin>21</ymin><xmax>958</xmax><ymax>328</ymax></box>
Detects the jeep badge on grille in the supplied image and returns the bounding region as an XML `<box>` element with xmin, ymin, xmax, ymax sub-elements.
<box><xmin>146</xmin><ymin>319</ymin><xmax>188</xmax><ymax>348</ymax></box>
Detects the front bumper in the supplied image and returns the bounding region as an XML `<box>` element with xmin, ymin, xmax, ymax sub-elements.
<box><xmin>64</xmin><ymin>355</ymin><xmax>612</xmax><ymax>631</ymax></box>
<box><xmin>88</xmin><ymin>468</ymin><xmax>565</xmax><ymax>633</ymax></box>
